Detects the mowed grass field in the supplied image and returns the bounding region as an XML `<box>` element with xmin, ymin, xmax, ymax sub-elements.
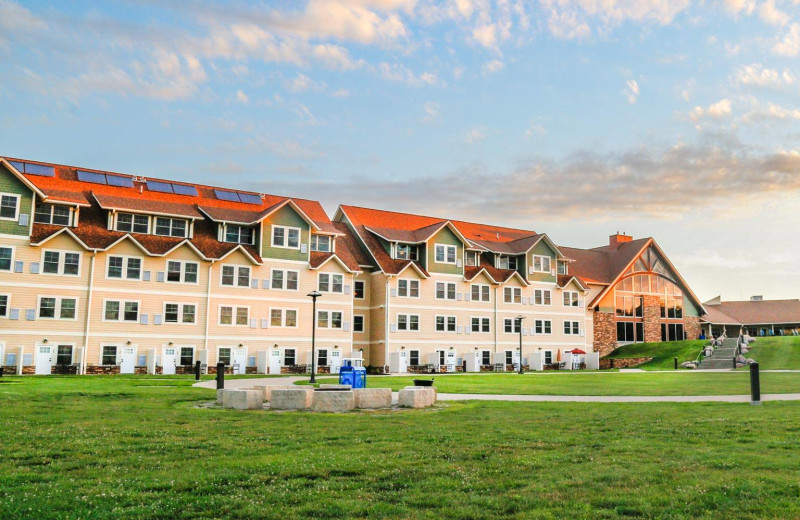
<box><xmin>738</xmin><ymin>335</ymin><xmax>800</xmax><ymax>370</ymax></box>
<box><xmin>603</xmin><ymin>339</ymin><xmax>707</xmax><ymax>370</ymax></box>
<box><xmin>1</xmin><ymin>376</ymin><xmax>800</xmax><ymax>520</ymax></box>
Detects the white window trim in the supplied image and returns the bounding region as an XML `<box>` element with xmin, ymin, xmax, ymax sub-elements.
<box><xmin>40</xmin><ymin>249</ymin><xmax>82</xmax><ymax>277</ymax></box>
<box><xmin>434</xmin><ymin>243</ymin><xmax>458</xmax><ymax>264</ymax></box>
<box><xmin>114</xmin><ymin>212</ymin><xmax>152</xmax><ymax>234</ymax></box>
<box><xmin>100</xmin><ymin>343</ymin><xmax>120</xmax><ymax>366</ymax></box>
<box><xmin>165</xmin><ymin>259</ymin><xmax>200</xmax><ymax>285</ymax></box>
<box><xmin>105</xmin><ymin>254</ymin><xmax>143</xmax><ymax>281</ymax></box>
<box><xmin>534</xmin><ymin>319</ymin><xmax>553</xmax><ymax>335</ymax></box>
<box><xmin>434</xmin><ymin>315</ymin><xmax>457</xmax><ymax>333</ymax></box>
<box><xmin>503</xmin><ymin>317</ymin><xmax>522</xmax><ymax>334</ymax></box>
<box><xmin>270</xmin><ymin>268</ymin><xmax>299</xmax><ymax>291</ymax></box>
<box><xmin>310</xmin><ymin>234</ymin><xmax>332</xmax><ymax>253</ymax></box>
<box><xmin>36</xmin><ymin>295</ymin><xmax>79</xmax><ymax>321</ymax></box>
<box><xmin>532</xmin><ymin>254</ymin><xmax>552</xmax><ymax>273</ymax></box>
<box><xmin>269</xmin><ymin>307</ymin><xmax>299</xmax><ymax>328</ymax></box>
<box><xmin>534</xmin><ymin>289</ymin><xmax>552</xmax><ymax>306</ymax></box>
<box><xmin>271</xmin><ymin>225</ymin><xmax>302</xmax><ymax>250</ymax></box>
<box><xmin>563</xmin><ymin>290</ymin><xmax>580</xmax><ymax>307</ymax></box>
<box><xmin>0</xmin><ymin>192</ymin><xmax>21</xmax><ymax>221</ymax></box>
<box><xmin>218</xmin><ymin>305</ymin><xmax>250</xmax><ymax>326</ymax></box>
<box><xmin>353</xmin><ymin>314</ymin><xmax>365</xmax><ymax>332</ymax></box>
<box><xmin>153</xmin><ymin>216</ymin><xmax>189</xmax><ymax>238</ymax></box>
<box><xmin>396</xmin><ymin>313</ymin><xmax>420</xmax><ymax>332</ymax></box>
<box><xmin>563</xmin><ymin>320</ymin><xmax>581</xmax><ymax>335</ymax></box>
<box><xmin>220</xmin><ymin>264</ymin><xmax>250</xmax><ymax>288</ymax></box>
<box><xmin>435</xmin><ymin>281</ymin><xmax>457</xmax><ymax>301</ymax></box>
<box><xmin>470</xmin><ymin>284</ymin><xmax>491</xmax><ymax>302</ymax></box>
<box><xmin>34</xmin><ymin>203</ymin><xmax>74</xmax><ymax>226</ymax></box>
<box><xmin>316</xmin><ymin>309</ymin><xmax>344</xmax><ymax>329</ymax></box>
<box><xmin>397</xmin><ymin>278</ymin><xmax>420</xmax><ymax>298</ymax></box>
<box><xmin>470</xmin><ymin>316</ymin><xmax>491</xmax><ymax>333</ymax></box>
<box><xmin>0</xmin><ymin>293</ymin><xmax>10</xmax><ymax>318</ymax></box>
<box><xmin>0</xmin><ymin>245</ymin><xmax>15</xmax><ymax>272</ymax></box>
<box><xmin>543</xmin><ymin>350</ymin><xmax>554</xmax><ymax>365</ymax></box>
<box><xmin>503</xmin><ymin>286</ymin><xmax>522</xmax><ymax>304</ymax></box>
<box><xmin>102</xmin><ymin>298</ymin><xmax>140</xmax><ymax>323</ymax></box>
<box><xmin>216</xmin><ymin>346</ymin><xmax>233</xmax><ymax>366</ymax></box>
<box><xmin>163</xmin><ymin>302</ymin><xmax>197</xmax><ymax>325</ymax></box>
<box><xmin>223</xmin><ymin>223</ymin><xmax>255</xmax><ymax>245</ymax></box>
<box><xmin>318</xmin><ymin>272</ymin><xmax>344</xmax><ymax>294</ymax></box>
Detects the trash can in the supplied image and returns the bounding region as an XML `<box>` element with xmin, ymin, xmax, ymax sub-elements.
<box><xmin>338</xmin><ymin>365</ymin><xmax>355</xmax><ymax>387</ymax></box>
<box><xmin>352</xmin><ymin>366</ymin><xmax>366</xmax><ymax>389</ymax></box>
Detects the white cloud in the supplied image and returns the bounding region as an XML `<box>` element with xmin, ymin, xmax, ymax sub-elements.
<box><xmin>236</xmin><ymin>90</ymin><xmax>249</xmax><ymax>104</ymax></box>
<box><xmin>690</xmin><ymin>98</ymin><xmax>733</xmax><ymax>121</ymax></box>
<box><xmin>463</xmin><ymin>126</ymin><xmax>486</xmax><ymax>144</ymax></box>
<box><xmin>377</xmin><ymin>62</ymin><xmax>439</xmax><ymax>86</ymax></box>
<box><xmin>287</xmin><ymin>73</ymin><xmax>317</xmax><ymax>92</ymax></box>
<box><xmin>546</xmin><ymin>8</ymin><xmax>591</xmax><ymax>39</ymax></box>
<box><xmin>541</xmin><ymin>0</ymin><xmax>690</xmax><ymax>39</ymax></box>
<box><xmin>758</xmin><ymin>0</ymin><xmax>790</xmax><ymax>25</ymax></box>
<box><xmin>773</xmin><ymin>22</ymin><xmax>800</xmax><ymax>56</ymax></box>
<box><xmin>735</xmin><ymin>63</ymin><xmax>794</xmax><ymax>87</ymax></box>
<box><xmin>481</xmin><ymin>59</ymin><xmax>504</xmax><ymax>74</ymax></box>
<box><xmin>743</xmin><ymin>102</ymin><xmax>800</xmax><ymax>122</ymax></box>
<box><xmin>524</xmin><ymin>123</ymin><xmax>546</xmax><ymax>138</ymax></box>
<box><xmin>312</xmin><ymin>44</ymin><xmax>366</xmax><ymax>70</ymax></box>
<box><xmin>624</xmin><ymin>79</ymin><xmax>640</xmax><ymax>104</ymax></box>
<box><xmin>724</xmin><ymin>0</ymin><xmax>756</xmax><ymax>15</ymax></box>
<box><xmin>422</xmin><ymin>101</ymin><xmax>441</xmax><ymax>124</ymax></box>
<box><xmin>472</xmin><ymin>22</ymin><xmax>498</xmax><ymax>49</ymax></box>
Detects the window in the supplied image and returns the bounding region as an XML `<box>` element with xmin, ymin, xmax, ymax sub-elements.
<box><xmin>435</xmin><ymin>281</ymin><xmax>457</xmax><ymax>300</ymax></box>
<box><xmin>222</xmin><ymin>265</ymin><xmax>249</xmax><ymax>287</ymax></box>
<box><xmin>311</xmin><ymin>235</ymin><xmax>331</xmax><ymax>252</ymax></box>
<box><xmin>557</xmin><ymin>262</ymin><xmax>567</xmax><ymax>275</ymax></box>
<box><xmin>471</xmin><ymin>284</ymin><xmax>491</xmax><ymax>302</ymax></box>
<box><xmin>107</xmin><ymin>256</ymin><xmax>142</xmax><ymax>280</ymax></box>
<box><xmin>0</xmin><ymin>247</ymin><xmax>12</xmax><ymax>271</ymax></box>
<box><xmin>481</xmin><ymin>350</ymin><xmax>491</xmax><ymax>365</ymax></box>
<box><xmin>535</xmin><ymin>320</ymin><xmax>552</xmax><ymax>334</ymax></box>
<box><xmin>56</xmin><ymin>345</ymin><xmax>73</xmax><ymax>366</ymax></box>
<box><xmin>34</xmin><ymin>204</ymin><xmax>72</xmax><ymax>226</ymax></box>
<box><xmin>435</xmin><ymin>244</ymin><xmax>457</xmax><ymax>264</ymax></box>
<box><xmin>435</xmin><ymin>316</ymin><xmax>457</xmax><ymax>332</ymax></box>
<box><xmin>504</xmin><ymin>318</ymin><xmax>521</xmax><ymax>334</ymax></box>
<box><xmin>271</xmin><ymin>269</ymin><xmax>299</xmax><ymax>290</ymax></box>
<box><xmin>617</xmin><ymin>322</ymin><xmax>639</xmax><ymax>343</ymax></box>
<box><xmin>354</xmin><ymin>280</ymin><xmax>365</xmax><ymax>299</ymax></box>
<box><xmin>224</xmin><ymin>224</ymin><xmax>254</xmax><ymax>245</ymax></box>
<box><xmin>220</xmin><ymin>306</ymin><xmax>248</xmax><ymax>326</ymax></box>
<box><xmin>0</xmin><ymin>294</ymin><xmax>8</xmax><ymax>317</ymax></box>
<box><xmin>564</xmin><ymin>321</ymin><xmax>580</xmax><ymax>335</ymax></box>
<box><xmin>218</xmin><ymin>347</ymin><xmax>232</xmax><ymax>366</ymax></box>
<box><xmin>317</xmin><ymin>310</ymin><xmax>343</xmax><ymax>329</ymax></box>
<box><xmin>270</xmin><ymin>309</ymin><xmax>298</xmax><ymax>327</ymax></box>
<box><xmin>503</xmin><ymin>287</ymin><xmax>522</xmax><ymax>304</ymax></box>
<box><xmin>115</xmin><ymin>213</ymin><xmax>150</xmax><ymax>234</ymax></box>
<box><xmin>284</xmin><ymin>349</ymin><xmax>296</xmax><ymax>366</ymax></box>
<box><xmin>318</xmin><ymin>349</ymin><xmax>328</xmax><ymax>366</ymax></box>
<box><xmin>164</xmin><ymin>303</ymin><xmax>196</xmax><ymax>324</ymax></box>
<box><xmin>154</xmin><ymin>217</ymin><xmax>187</xmax><ymax>238</ymax></box>
<box><xmin>505</xmin><ymin>351</ymin><xmax>515</xmax><ymax>365</ymax></box>
<box><xmin>409</xmin><ymin>350</ymin><xmax>420</xmax><ymax>366</ymax></box>
<box><xmin>532</xmin><ymin>255</ymin><xmax>552</xmax><ymax>273</ymax></box>
<box><xmin>563</xmin><ymin>291</ymin><xmax>579</xmax><ymax>307</ymax></box>
<box><xmin>272</xmin><ymin>226</ymin><xmax>301</xmax><ymax>249</ymax></box>
<box><xmin>102</xmin><ymin>346</ymin><xmax>117</xmax><ymax>366</ymax></box>
<box><xmin>544</xmin><ymin>350</ymin><xmax>553</xmax><ymax>365</ymax></box>
<box><xmin>180</xmin><ymin>348</ymin><xmax>194</xmax><ymax>366</ymax></box>
<box><xmin>0</xmin><ymin>193</ymin><xmax>20</xmax><ymax>220</ymax></box>
<box><xmin>38</xmin><ymin>296</ymin><xmax>77</xmax><ymax>320</ymax></box>
<box><xmin>465</xmin><ymin>251</ymin><xmax>479</xmax><ymax>267</ymax></box>
<box><xmin>167</xmin><ymin>261</ymin><xmax>198</xmax><ymax>284</ymax></box>
<box><xmin>534</xmin><ymin>289</ymin><xmax>551</xmax><ymax>305</ymax></box>
<box><xmin>42</xmin><ymin>250</ymin><xmax>80</xmax><ymax>276</ymax></box>
<box><xmin>471</xmin><ymin>317</ymin><xmax>491</xmax><ymax>333</ymax></box>
<box><xmin>353</xmin><ymin>315</ymin><xmax>364</xmax><ymax>332</ymax></box>
<box><xmin>124</xmin><ymin>302</ymin><xmax>139</xmax><ymax>321</ymax></box>
<box><xmin>397</xmin><ymin>314</ymin><xmax>420</xmax><ymax>331</ymax></box>
<box><xmin>319</xmin><ymin>273</ymin><xmax>343</xmax><ymax>293</ymax></box>
<box><xmin>398</xmin><ymin>279</ymin><xmax>419</xmax><ymax>298</ymax></box>
<box><xmin>395</xmin><ymin>244</ymin><xmax>418</xmax><ymax>261</ymax></box>
<box><xmin>498</xmin><ymin>255</ymin><xmax>518</xmax><ymax>270</ymax></box>
<box><xmin>103</xmin><ymin>300</ymin><xmax>137</xmax><ymax>322</ymax></box>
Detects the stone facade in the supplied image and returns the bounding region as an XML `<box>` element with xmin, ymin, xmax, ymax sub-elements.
<box><xmin>599</xmin><ymin>357</ymin><xmax>653</xmax><ymax>369</ymax></box>
<box><xmin>685</xmin><ymin>315</ymin><xmax>701</xmax><ymax>341</ymax></box>
<box><xmin>643</xmin><ymin>295</ymin><xmax>662</xmax><ymax>343</ymax></box>
<box><xmin>593</xmin><ymin>311</ymin><xmax>617</xmax><ymax>356</ymax></box>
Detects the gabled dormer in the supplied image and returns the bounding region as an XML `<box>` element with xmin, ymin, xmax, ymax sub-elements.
<box><xmin>425</xmin><ymin>223</ymin><xmax>469</xmax><ymax>275</ymax></box>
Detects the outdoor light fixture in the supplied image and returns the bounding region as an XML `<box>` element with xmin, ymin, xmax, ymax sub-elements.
<box><xmin>401</xmin><ymin>346</ymin><xmax>405</xmax><ymax>350</ymax></box>
<box><xmin>238</xmin><ymin>343</ymin><xmax>243</xmax><ymax>347</ymax></box>
<box><xmin>42</xmin><ymin>338</ymin><xmax>48</xmax><ymax>344</ymax></box>
<box><xmin>307</xmin><ymin>290</ymin><xmax>322</xmax><ymax>384</ymax></box>
<box><xmin>516</xmin><ymin>315</ymin><xmax>526</xmax><ymax>375</ymax></box>
<box><xmin>126</xmin><ymin>340</ymin><xmax>132</xmax><ymax>345</ymax></box>
<box><xmin>168</xmin><ymin>341</ymin><xmax>173</xmax><ymax>346</ymax></box>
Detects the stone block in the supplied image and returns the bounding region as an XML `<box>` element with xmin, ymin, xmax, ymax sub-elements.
<box><xmin>353</xmin><ymin>388</ymin><xmax>392</xmax><ymax>409</ymax></box>
<box><xmin>263</xmin><ymin>385</ymin><xmax>298</xmax><ymax>402</ymax></box>
<box><xmin>319</xmin><ymin>384</ymin><xmax>352</xmax><ymax>390</ymax></box>
<box><xmin>249</xmin><ymin>385</ymin><xmax>269</xmax><ymax>401</ymax></box>
<box><xmin>311</xmin><ymin>390</ymin><xmax>355</xmax><ymax>412</ymax></box>
<box><xmin>222</xmin><ymin>389</ymin><xmax>263</xmax><ymax>410</ymax></box>
<box><xmin>271</xmin><ymin>388</ymin><xmax>313</xmax><ymax>410</ymax></box>
<box><xmin>398</xmin><ymin>387</ymin><xmax>436</xmax><ymax>408</ymax></box>
<box><xmin>216</xmin><ymin>389</ymin><xmax>225</xmax><ymax>404</ymax></box>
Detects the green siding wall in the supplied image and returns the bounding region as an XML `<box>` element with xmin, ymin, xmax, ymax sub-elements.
<box><xmin>527</xmin><ymin>240</ymin><xmax>557</xmax><ymax>283</ymax></box>
<box><xmin>0</xmin><ymin>165</ymin><xmax>33</xmax><ymax>236</ymax></box>
<box><xmin>261</xmin><ymin>205</ymin><xmax>310</xmax><ymax>261</ymax></box>
<box><xmin>426</xmin><ymin>226</ymin><xmax>463</xmax><ymax>275</ymax></box>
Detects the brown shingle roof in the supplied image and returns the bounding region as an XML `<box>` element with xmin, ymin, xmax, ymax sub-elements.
<box><xmin>559</xmin><ymin>238</ymin><xmax>652</xmax><ymax>285</ymax></box>
<box><xmin>704</xmin><ymin>300</ymin><xmax>800</xmax><ymax>325</ymax></box>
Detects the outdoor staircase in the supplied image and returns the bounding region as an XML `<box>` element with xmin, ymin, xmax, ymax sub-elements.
<box><xmin>697</xmin><ymin>338</ymin><xmax>739</xmax><ymax>370</ymax></box>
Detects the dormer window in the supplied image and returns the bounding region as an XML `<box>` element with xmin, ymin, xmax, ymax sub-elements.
<box><xmin>465</xmin><ymin>251</ymin><xmax>479</xmax><ymax>267</ymax></box>
<box><xmin>115</xmin><ymin>213</ymin><xmax>150</xmax><ymax>234</ymax></box>
<box><xmin>311</xmin><ymin>235</ymin><xmax>331</xmax><ymax>252</ymax></box>
<box><xmin>154</xmin><ymin>217</ymin><xmax>188</xmax><ymax>238</ymax></box>
<box><xmin>532</xmin><ymin>255</ymin><xmax>552</xmax><ymax>273</ymax></box>
<box><xmin>272</xmin><ymin>226</ymin><xmax>301</xmax><ymax>249</ymax></box>
<box><xmin>434</xmin><ymin>244</ymin><xmax>456</xmax><ymax>264</ymax></box>
<box><xmin>498</xmin><ymin>255</ymin><xmax>518</xmax><ymax>270</ymax></box>
<box><xmin>34</xmin><ymin>203</ymin><xmax>73</xmax><ymax>226</ymax></box>
<box><xmin>558</xmin><ymin>261</ymin><xmax>567</xmax><ymax>275</ymax></box>
<box><xmin>396</xmin><ymin>244</ymin><xmax>418</xmax><ymax>261</ymax></box>
<box><xmin>225</xmin><ymin>224</ymin><xmax>254</xmax><ymax>245</ymax></box>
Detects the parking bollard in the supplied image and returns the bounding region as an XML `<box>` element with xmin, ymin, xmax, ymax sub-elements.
<box><xmin>750</xmin><ymin>362</ymin><xmax>761</xmax><ymax>405</ymax></box>
<box><xmin>216</xmin><ymin>362</ymin><xmax>225</xmax><ymax>390</ymax></box>
<box><xmin>194</xmin><ymin>361</ymin><xmax>201</xmax><ymax>381</ymax></box>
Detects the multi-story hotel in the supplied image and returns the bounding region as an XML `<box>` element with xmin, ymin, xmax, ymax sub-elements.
<box><xmin>0</xmin><ymin>156</ymin><xmax>705</xmax><ymax>374</ymax></box>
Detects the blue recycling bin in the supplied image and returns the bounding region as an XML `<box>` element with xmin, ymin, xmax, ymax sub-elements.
<box><xmin>338</xmin><ymin>365</ymin><xmax>367</xmax><ymax>388</ymax></box>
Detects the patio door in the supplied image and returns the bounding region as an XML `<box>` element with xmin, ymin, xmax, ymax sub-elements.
<box><xmin>269</xmin><ymin>349</ymin><xmax>282</xmax><ymax>374</ymax></box>
<box><xmin>35</xmin><ymin>345</ymin><xmax>52</xmax><ymax>375</ymax></box>
<box><xmin>162</xmin><ymin>347</ymin><xmax>177</xmax><ymax>375</ymax></box>
<box><xmin>232</xmin><ymin>347</ymin><xmax>247</xmax><ymax>375</ymax></box>
<box><xmin>119</xmin><ymin>347</ymin><xmax>136</xmax><ymax>374</ymax></box>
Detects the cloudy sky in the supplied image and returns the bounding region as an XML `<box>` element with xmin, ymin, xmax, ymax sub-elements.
<box><xmin>1</xmin><ymin>0</ymin><xmax>799</xmax><ymax>301</ymax></box>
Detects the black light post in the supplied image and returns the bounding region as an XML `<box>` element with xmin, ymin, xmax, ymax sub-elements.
<box><xmin>516</xmin><ymin>315</ymin><xmax>526</xmax><ymax>375</ymax></box>
<box><xmin>308</xmin><ymin>290</ymin><xmax>322</xmax><ymax>384</ymax></box>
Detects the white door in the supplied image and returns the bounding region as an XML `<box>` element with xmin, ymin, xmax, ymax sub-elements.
<box><xmin>398</xmin><ymin>350</ymin><xmax>407</xmax><ymax>373</ymax></box>
<box><xmin>119</xmin><ymin>347</ymin><xmax>136</xmax><ymax>374</ymax></box>
<box><xmin>269</xmin><ymin>349</ymin><xmax>282</xmax><ymax>374</ymax></box>
<box><xmin>162</xmin><ymin>347</ymin><xmax>177</xmax><ymax>375</ymax></box>
<box><xmin>35</xmin><ymin>345</ymin><xmax>52</xmax><ymax>375</ymax></box>
<box><xmin>445</xmin><ymin>350</ymin><xmax>457</xmax><ymax>372</ymax></box>
<box><xmin>232</xmin><ymin>348</ymin><xmax>247</xmax><ymax>375</ymax></box>
<box><xmin>329</xmin><ymin>350</ymin><xmax>342</xmax><ymax>374</ymax></box>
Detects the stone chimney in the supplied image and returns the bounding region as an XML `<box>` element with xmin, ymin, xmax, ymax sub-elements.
<box><xmin>609</xmin><ymin>232</ymin><xmax>633</xmax><ymax>250</ymax></box>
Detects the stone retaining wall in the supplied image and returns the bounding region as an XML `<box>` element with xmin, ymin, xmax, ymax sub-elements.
<box><xmin>599</xmin><ymin>357</ymin><xmax>653</xmax><ymax>369</ymax></box>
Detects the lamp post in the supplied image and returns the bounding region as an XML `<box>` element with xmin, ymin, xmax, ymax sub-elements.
<box><xmin>307</xmin><ymin>290</ymin><xmax>322</xmax><ymax>384</ymax></box>
<box><xmin>516</xmin><ymin>315</ymin><xmax>526</xmax><ymax>375</ymax></box>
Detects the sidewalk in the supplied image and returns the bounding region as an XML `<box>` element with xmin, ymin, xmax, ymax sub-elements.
<box><xmin>436</xmin><ymin>393</ymin><xmax>800</xmax><ymax>403</ymax></box>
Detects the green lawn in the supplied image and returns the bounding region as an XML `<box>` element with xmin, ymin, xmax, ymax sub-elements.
<box><xmin>1</xmin><ymin>377</ymin><xmax>800</xmax><ymax>519</ymax></box>
<box><xmin>309</xmin><ymin>371</ymin><xmax>800</xmax><ymax>396</ymax></box>
<box><xmin>603</xmin><ymin>339</ymin><xmax>707</xmax><ymax>370</ymax></box>
<box><xmin>739</xmin><ymin>336</ymin><xmax>800</xmax><ymax>370</ymax></box>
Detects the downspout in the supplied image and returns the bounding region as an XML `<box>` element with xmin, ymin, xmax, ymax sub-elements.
<box><xmin>203</xmin><ymin>260</ymin><xmax>215</xmax><ymax>355</ymax></box>
<box><xmin>350</xmin><ymin>273</ymin><xmax>356</xmax><ymax>357</ymax></box>
<box><xmin>82</xmin><ymin>251</ymin><xmax>97</xmax><ymax>374</ymax></box>
<box><xmin>493</xmin><ymin>285</ymin><xmax>498</xmax><ymax>361</ymax></box>
<box><xmin>384</xmin><ymin>275</ymin><xmax>391</xmax><ymax>372</ymax></box>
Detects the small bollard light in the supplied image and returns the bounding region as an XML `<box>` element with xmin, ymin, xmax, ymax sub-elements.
<box><xmin>0</xmin><ymin>366</ymin><xmax>4</xmax><ymax>377</ymax></box>
<box><xmin>610</xmin><ymin>358</ymin><xmax>614</xmax><ymax>370</ymax></box>
<box><xmin>216</xmin><ymin>362</ymin><xmax>225</xmax><ymax>390</ymax></box>
<box><xmin>750</xmin><ymin>362</ymin><xmax>761</xmax><ymax>405</ymax></box>
<box><xmin>674</xmin><ymin>357</ymin><xmax>678</xmax><ymax>370</ymax></box>
<box><xmin>194</xmin><ymin>360</ymin><xmax>201</xmax><ymax>381</ymax></box>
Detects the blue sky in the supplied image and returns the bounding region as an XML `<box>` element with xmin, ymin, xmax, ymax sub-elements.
<box><xmin>1</xmin><ymin>0</ymin><xmax>800</xmax><ymax>301</ymax></box>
